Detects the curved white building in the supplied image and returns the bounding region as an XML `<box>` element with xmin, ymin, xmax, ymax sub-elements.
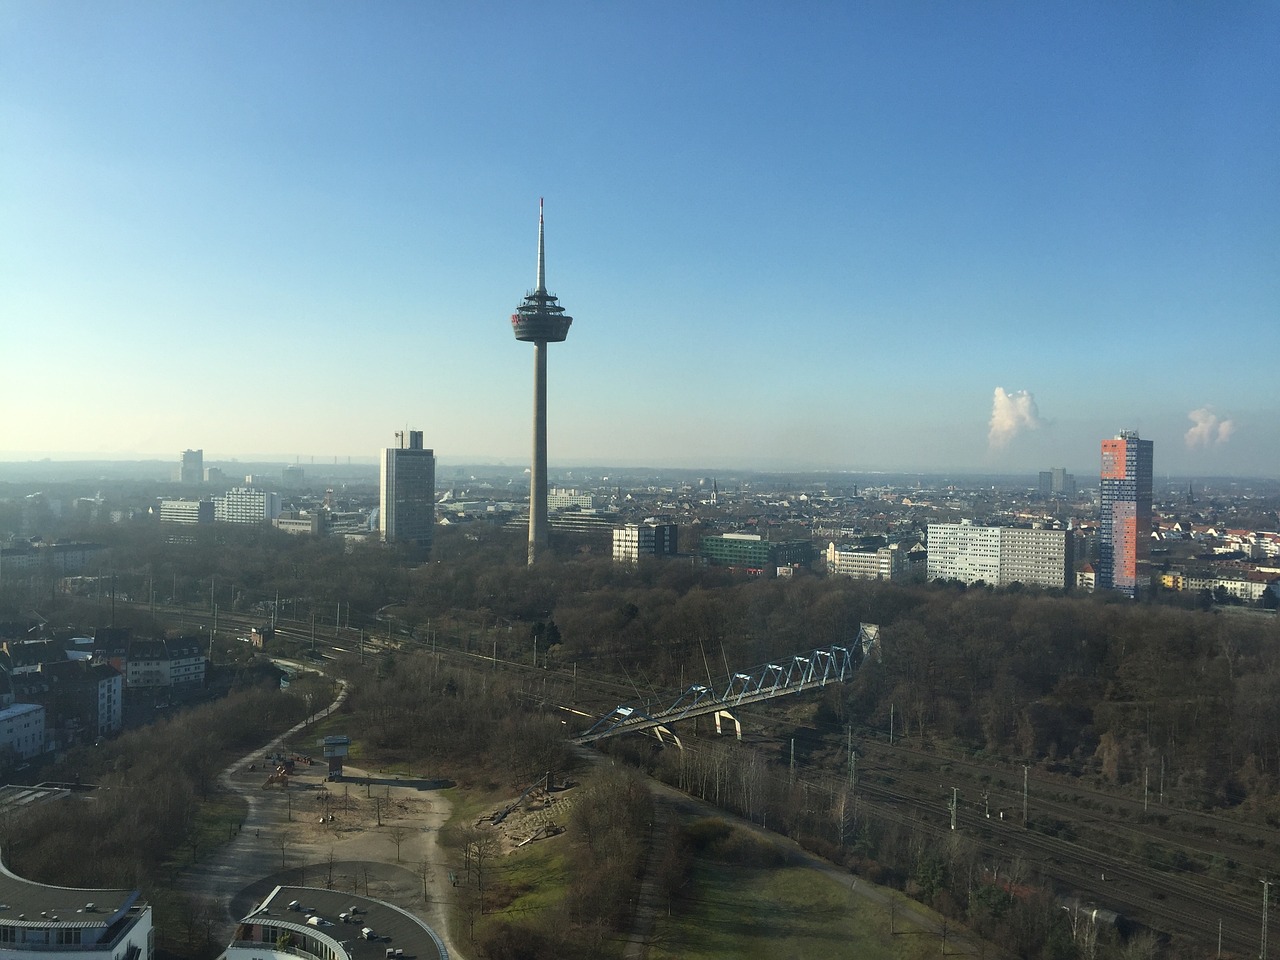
<box><xmin>0</xmin><ymin>860</ymin><xmax>153</xmax><ymax>960</ymax></box>
<box><xmin>222</xmin><ymin>884</ymin><xmax>446</xmax><ymax>960</ymax></box>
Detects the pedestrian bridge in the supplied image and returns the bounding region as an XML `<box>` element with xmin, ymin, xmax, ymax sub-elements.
<box><xmin>572</xmin><ymin>624</ymin><xmax>881</xmax><ymax>749</ymax></box>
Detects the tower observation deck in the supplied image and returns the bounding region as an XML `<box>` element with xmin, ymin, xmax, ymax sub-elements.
<box><xmin>511</xmin><ymin>200</ymin><xmax>573</xmax><ymax>343</ymax></box>
<box><xmin>512</xmin><ymin>199</ymin><xmax>574</xmax><ymax>564</ymax></box>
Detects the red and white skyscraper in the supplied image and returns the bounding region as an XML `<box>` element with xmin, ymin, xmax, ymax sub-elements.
<box><xmin>1098</xmin><ymin>430</ymin><xmax>1153</xmax><ymax>598</ymax></box>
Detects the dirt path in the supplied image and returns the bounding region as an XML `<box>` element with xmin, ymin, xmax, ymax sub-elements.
<box><xmin>174</xmin><ymin>685</ymin><xmax>466</xmax><ymax>960</ymax></box>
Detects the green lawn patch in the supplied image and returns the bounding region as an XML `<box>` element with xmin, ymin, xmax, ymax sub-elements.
<box><xmin>164</xmin><ymin>791</ymin><xmax>250</xmax><ymax>871</ymax></box>
<box><xmin>650</xmin><ymin>831</ymin><xmax>939</xmax><ymax>960</ymax></box>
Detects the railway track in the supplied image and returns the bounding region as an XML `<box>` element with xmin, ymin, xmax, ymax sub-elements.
<box><xmin>128</xmin><ymin>610</ymin><xmax>1275</xmax><ymax>954</ymax></box>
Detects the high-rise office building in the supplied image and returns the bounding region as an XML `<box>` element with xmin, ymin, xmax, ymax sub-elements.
<box><xmin>1038</xmin><ymin>467</ymin><xmax>1076</xmax><ymax>498</ymax></box>
<box><xmin>380</xmin><ymin>430</ymin><xmax>435</xmax><ymax>554</ymax></box>
<box><xmin>178</xmin><ymin>449</ymin><xmax>203</xmax><ymax>484</ymax></box>
<box><xmin>1098</xmin><ymin>430</ymin><xmax>1153</xmax><ymax>598</ymax></box>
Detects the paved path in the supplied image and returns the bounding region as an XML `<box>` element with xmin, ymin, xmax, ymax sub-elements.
<box><xmin>174</xmin><ymin>682</ymin><xmax>466</xmax><ymax>960</ymax></box>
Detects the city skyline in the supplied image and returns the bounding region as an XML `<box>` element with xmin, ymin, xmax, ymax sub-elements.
<box><xmin>2</xmin><ymin>4</ymin><xmax>1277</xmax><ymax>477</ymax></box>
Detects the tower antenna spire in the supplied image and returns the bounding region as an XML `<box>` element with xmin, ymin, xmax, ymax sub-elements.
<box><xmin>536</xmin><ymin>197</ymin><xmax>546</xmax><ymax>293</ymax></box>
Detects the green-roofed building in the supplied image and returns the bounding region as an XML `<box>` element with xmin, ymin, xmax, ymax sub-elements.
<box><xmin>699</xmin><ymin>533</ymin><xmax>814</xmax><ymax>574</ymax></box>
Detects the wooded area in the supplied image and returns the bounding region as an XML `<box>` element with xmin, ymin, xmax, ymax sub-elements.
<box><xmin>5</xmin><ymin>521</ymin><xmax>1279</xmax><ymax>959</ymax></box>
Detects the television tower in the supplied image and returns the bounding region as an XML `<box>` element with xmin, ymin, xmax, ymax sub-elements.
<box><xmin>511</xmin><ymin>199</ymin><xmax>573</xmax><ymax>564</ymax></box>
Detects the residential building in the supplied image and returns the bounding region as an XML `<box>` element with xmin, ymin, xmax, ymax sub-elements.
<box><xmin>1098</xmin><ymin>431</ymin><xmax>1153</xmax><ymax>598</ymax></box>
<box><xmin>613</xmin><ymin>522</ymin><xmax>679</xmax><ymax>563</ymax></box>
<box><xmin>699</xmin><ymin>533</ymin><xmax>814</xmax><ymax>573</ymax></box>
<box><xmin>1076</xmin><ymin>562</ymin><xmax>1096</xmax><ymax>592</ymax></box>
<box><xmin>0</xmin><ymin>860</ymin><xmax>153</xmax><ymax>960</ymax></box>
<box><xmin>159</xmin><ymin>499</ymin><xmax>214</xmax><ymax>524</ymax></box>
<box><xmin>0</xmin><ymin>702</ymin><xmax>44</xmax><ymax>760</ymax></box>
<box><xmin>120</xmin><ymin>637</ymin><xmax>206</xmax><ymax>689</ymax></box>
<box><xmin>9</xmin><ymin>660</ymin><xmax>123</xmax><ymax>749</ymax></box>
<box><xmin>926</xmin><ymin>521</ymin><xmax>1071</xmax><ymax>589</ymax></box>
<box><xmin>1160</xmin><ymin>569</ymin><xmax>1280</xmax><ymax>603</ymax></box>
<box><xmin>999</xmin><ymin>526</ymin><xmax>1073</xmax><ymax>589</ymax></box>
<box><xmin>826</xmin><ymin>541</ymin><xmax>910</xmax><ymax>581</ymax></box>
<box><xmin>380</xmin><ymin>430</ymin><xmax>435</xmax><ymax>553</ymax></box>
<box><xmin>215</xmin><ymin>487</ymin><xmax>282</xmax><ymax>525</ymax></box>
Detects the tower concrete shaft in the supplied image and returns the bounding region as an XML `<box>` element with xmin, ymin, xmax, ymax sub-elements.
<box><xmin>529</xmin><ymin>341</ymin><xmax>549</xmax><ymax>564</ymax></box>
<box><xmin>511</xmin><ymin>199</ymin><xmax>573</xmax><ymax>565</ymax></box>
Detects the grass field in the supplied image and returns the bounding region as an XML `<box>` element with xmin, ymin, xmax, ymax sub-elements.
<box><xmin>649</xmin><ymin>842</ymin><xmax>943</xmax><ymax>960</ymax></box>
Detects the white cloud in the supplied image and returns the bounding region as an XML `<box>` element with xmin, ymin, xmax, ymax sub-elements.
<box><xmin>988</xmin><ymin>387</ymin><xmax>1043</xmax><ymax>449</ymax></box>
<box><xmin>1185</xmin><ymin>407</ymin><xmax>1235</xmax><ymax>448</ymax></box>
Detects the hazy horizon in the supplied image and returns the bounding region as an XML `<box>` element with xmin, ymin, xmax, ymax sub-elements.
<box><xmin>3</xmin><ymin>4</ymin><xmax>1277</xmax><ymax>477</ymax></box>
<box><xmin>3</xmin><ymin>453</ymin><xmax>1276</xmax><ymax>489</ymax></box>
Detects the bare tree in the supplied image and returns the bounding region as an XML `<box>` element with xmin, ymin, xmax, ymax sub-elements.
<box><xmin>469</xmin><ymin>831</ymin><xmax>499</xmax><ymax>898</ymax></box>
<box><xmin>387</xmin><ymin>825</ymin><xmax>410</xmax><ymax>862</ymax></box>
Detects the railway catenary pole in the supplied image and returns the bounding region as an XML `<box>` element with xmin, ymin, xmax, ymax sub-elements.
<box><xmin>1023</xmin><ymin>764</ymin><xmax>1029</xmax><ymax>825</ymax></box>
<box><xmin>1263</xmin><ymin>878</ymin><xmax>1270</xmax><ymax>960</ymax></box>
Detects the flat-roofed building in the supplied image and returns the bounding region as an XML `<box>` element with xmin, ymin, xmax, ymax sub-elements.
<box><xmin>215</xmin><ymin>487</ymin><xmax>282</xmax><ymax>525</ymax></box>
<box><xmin>222</xmin><ymin>882</ymin><xmax>445</xmax><ymax>960</ymax></box>
<box><xmin>0</xmin><ymin>858</ymin><xmax>153</xmax><ymax>960</ymax></box>
<box><xmin>1098</xmin><ymin>430</ymin><xmax>1153</xmax><ymax>598</ymax></box>
<box><xmin>826</xmin><ymin>541</ymin><xmax>909</xmax><ymax>581</ymax></box>
<box><xmin>700</xmin><ymin>533</ymin><xmax>814</xmax><ymax>573</ymax></box>
<box><xmin>0</xmin><ymin>703</ymin><xmax>44</xmax><ymax>760</ymax></box>
<box><xmin>927</xmin><ymin>521</ymin><xmax>1070</xmax><ymax>589</ymax></box>
<box><xmin>548</xmin><ymin>488</ymin><xmax>602</xmax><ymax>510</ymax></box>
<box><xmin>380</xmin><ymin>430</ymin><xmax>435</xmax><ymax>554</ymax></box>
<box><xmin>613</xmin><ymin>522</ymin><xmax>679</xmax><ymax>562</ymax></box>
<box><xmin>178</xmin><ymin>448</ymin><xmax>203</xmax><ymax>484</ymax></box>
<box><xmin>159</xmin><ymin>499</ymin><xmax>213</xmax><ymax>524</ymax></box>
<box><xmin>273</xmin><ymin>512</ymin><xmax>326</xmax><ymax>536</ymax></box>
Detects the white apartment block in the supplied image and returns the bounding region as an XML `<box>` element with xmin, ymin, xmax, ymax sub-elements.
<box><xmin>0</xmin><ymin>703</ymin><xmax>45</xmax><ymax>760</ymax></box>
<box><xmin>158</xmin><ymin>499</ymin><xmax>213</xmax><ymax>524</ymax></box>
<box><xmin>94</xmin><ymin>665</ymin><xmax>124</xmax><ymax>737</ymax></box>
<box><xmin>124</xmin><ymin>638</ymin><xmax>206</xmax><ymax>688</ymax></box>
<box><xmin>826</xmin><ymin>542</ymin><xmax>909</xmax><ymax>581</ymax></box>
<box><xmin>215</xmin><ymin>487</ymin><xmax>282</xmax><ymax>524</ymax></box>
<box><xmin>927</xmin><ymin>521</ymin><xmax>1070</xmax><ymax>589</ymax></box>
<box><xmin>549</xmin><ymin>488</ymin><xmax>602</xmax><ymax>510</ymax></box>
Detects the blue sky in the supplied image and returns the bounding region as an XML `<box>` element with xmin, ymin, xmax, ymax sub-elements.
<box><xmin>2</xmin><ymin>2</ymin><xmax>1276</xmax><ymax>476</ymax></box>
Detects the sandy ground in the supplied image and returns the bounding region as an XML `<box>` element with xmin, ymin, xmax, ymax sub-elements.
<box><xmin>176</xmin><ymin>687</ymin><xmax>997</xmax><ymax>960</ymax></box>
<box><xmin>174</xmin><ymin>686</ymin><xmax>466</xmax><ymax>960</ymax></box>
